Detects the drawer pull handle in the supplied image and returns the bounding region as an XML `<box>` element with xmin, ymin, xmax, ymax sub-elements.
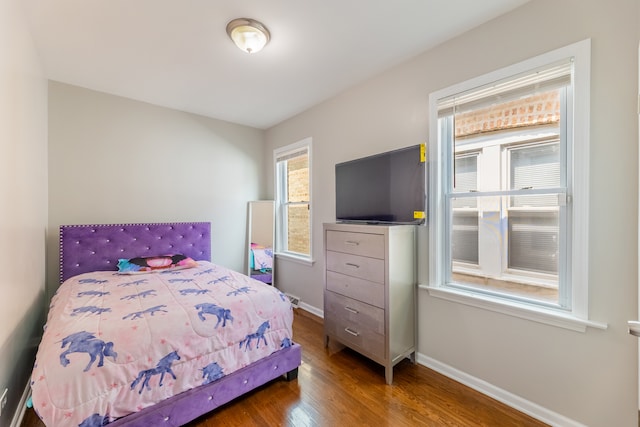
<box><xmin>345</xmin><ymin>263</ymin><xmax>360</xmax><ymax>269</ymax></box>
<box><xmin>345</xmin><ymin>240</ymin><xmax>360</xmax><ymax>246</ymax></box>
<box><xmin>344</xmin><ymin>327</ymin><xmax>360</xmax><ymax>337</ymax></box>
<box><xmin>344</xmin><ymin>306</ymin><xmax>359</xmax><ymax>314</ymax></box>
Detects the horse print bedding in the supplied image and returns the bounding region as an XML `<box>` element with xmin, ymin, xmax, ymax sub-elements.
<box><xmin>30</xmin><ymin>261</ymin><xmax>294</xmax><ymax>427</ymax></box>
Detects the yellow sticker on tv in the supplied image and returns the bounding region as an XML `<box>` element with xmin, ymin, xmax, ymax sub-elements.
<box><xmin>414</xmin><ymin>211</ymin><xmax>425</xmax><ymax>219</ymax></box>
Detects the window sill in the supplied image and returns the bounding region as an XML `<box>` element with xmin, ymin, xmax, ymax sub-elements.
<box><xmin>420</xmin><ymin>285</ymin><xmax>607</xmax><ymax>333</ymax></box>
<box><xmin>275</xmin><ymin>252</ymin><xmax>314</xmax><ymax>267</ymax></box>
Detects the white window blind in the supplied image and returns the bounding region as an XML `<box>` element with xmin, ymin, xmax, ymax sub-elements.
<box><xmin>453</xmin><ymin>154</ymin><xmax>478</xmax><ymax>208</ymax></box>
<box><xmin>438</xmin><ymin>61</ymin><xmax>573</xmax><ymax>117</ymax></box>
<box><xmin>452</xmin><ymin>211</ymin><xmax>479</xmax><ymax>265</ymax></box>
<box><xmin>508</xmin><ymin>211</ymin><xmax>559</xmax><ymax>274</ymax></box>
<box><xmin>510</xmin><ymin>143</ymin><xmax>560</xmax><ymax>207</ymax></box>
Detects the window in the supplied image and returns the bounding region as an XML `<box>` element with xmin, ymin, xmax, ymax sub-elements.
<box><xmin>428</xmin><ymin>40</ymin><xmax>600</xmax><ymax>330</ymax></box>
<box><xmin>507</xmin><ymin>142</ymin><xmax>560</xmax><ymax>276</ymax></box>
<box><xmin>274</xmin><ymin>138</ymin><xmax>312</xmax><ymax>262</ymax></box>
<box><xmin>452</xmin><ymin>152</ymin><xmax>479</xmax><ymax>265</ymax></box>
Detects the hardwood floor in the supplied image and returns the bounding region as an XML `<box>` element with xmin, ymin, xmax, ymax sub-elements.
<box><xmin>21</xmin><ymin>309</ymin><xmax>547</xmax><ymax>427</ymax></box>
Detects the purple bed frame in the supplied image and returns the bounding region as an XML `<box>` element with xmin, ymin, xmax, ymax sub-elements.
<box><xmin>57</xmin><ymin>222</ymin><xmax>302</xmax><ymax>427</ymax></box>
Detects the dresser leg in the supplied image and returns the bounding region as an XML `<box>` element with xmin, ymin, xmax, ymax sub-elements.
<box><xmin>324</xmin><ymin>334</ymin><xmax>329</xmax><ymax>348</ymax></box>
<box><xmin>385</xmin><ymin>366</ymin><xmax>393</xmax><ymax>385</ymax></box>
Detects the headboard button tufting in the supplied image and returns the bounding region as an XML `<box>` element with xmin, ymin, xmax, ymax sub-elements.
<box><xmin>59</xmin><ymin>222</ymin><xmax>211</xmax><ymax>283</ymax></box>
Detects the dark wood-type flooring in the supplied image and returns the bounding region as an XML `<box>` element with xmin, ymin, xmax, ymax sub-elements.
<box><xmin>21</xmin><ymin>309</ymin><xmax>547</xmax><ymax>426</ymax></box>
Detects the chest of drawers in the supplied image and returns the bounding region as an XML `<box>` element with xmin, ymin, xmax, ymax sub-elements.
<box><xmin>323</xmin><ymin>223</ymin><xmax>416</xmax><ymax>384</ymax></box>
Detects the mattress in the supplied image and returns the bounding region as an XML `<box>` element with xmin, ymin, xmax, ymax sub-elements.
<box><xmin>30</xmin><ymin>261</ymin><xmax>294</xmax><ymax>426</ymax></box>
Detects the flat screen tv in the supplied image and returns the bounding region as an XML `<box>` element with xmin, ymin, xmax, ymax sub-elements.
<box><xmin>335</xmin><ymin>144</ymin><xmax>426</xmax><ymax>225</ymax></box>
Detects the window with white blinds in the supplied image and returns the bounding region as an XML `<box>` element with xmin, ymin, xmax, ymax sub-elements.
<box><xmin>509</xmin><ymin>142</ymin><xmax>561</xmax><ymax>207</ymax></box>
<box><xmin>508</xmin><ymin>142</ymin><xmax>560</xmax><ymax>275</ymax></box>
<box><xmin>428</xmin><ymin>39</ymin><xmax>592</xmax><ymax>324</ymax></box>
<box><xmin>274</xmin><ymin>138</ymin><xmax>312</xmax><ymax>262</ymax></box>
<box><xmin>452</xmin><ymin>153</ymin><xmax>479</xmax><ymax>265</ymax></box>
<box><xmin>453</xmin><ymin>153</ymin><xmax>478</xmax><ymax>208</ymax></box>
<box><xmin>508</xmin><ymin>211</ymin><xmax>558</xmax><ymax>274</ymax></box>
<box><xmin>452</xmin><ymin>211</ymin><xmax>479</xmax><ymax>265</ymax></box>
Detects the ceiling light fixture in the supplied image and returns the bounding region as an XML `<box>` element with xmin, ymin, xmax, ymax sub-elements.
<box><xmin>226</xmin><ymin>18</ymin><xmax>270</xmax><ymax>54</ymax></box>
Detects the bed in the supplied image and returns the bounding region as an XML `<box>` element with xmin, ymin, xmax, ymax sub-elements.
<box><xmin>30</xmin><ymin>222</ymin><xmax>301</xmax><ymax>427</ymax></box>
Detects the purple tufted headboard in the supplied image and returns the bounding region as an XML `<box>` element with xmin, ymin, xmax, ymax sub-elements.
<box><xmin>59</xmin><ymin>222</ymin><xmax>211</xmax><ymax>283</ymax></box>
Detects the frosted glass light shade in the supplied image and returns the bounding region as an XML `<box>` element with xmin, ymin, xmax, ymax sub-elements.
<box><xmin>226</xmin><ymin>18</ymin><xmax>270</xmax><ymax>54</ymax></box>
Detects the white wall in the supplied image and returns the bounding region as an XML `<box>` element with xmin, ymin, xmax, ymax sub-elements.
<box><xmin>47</xmin><ymin>82</ymin><xmax>265</xmax><ymax>296</ymax></box>
<box><xmin>265</xmin><ymin>0</ymin><xmax>639</xmax><ymax>425</ymax></box>
<box><xmin>0</xmin><ymin>0</ymin><xmax>48</xmax><ymax>424</ymax></box>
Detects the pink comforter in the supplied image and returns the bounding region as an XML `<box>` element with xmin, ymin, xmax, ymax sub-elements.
<box><xmin>31</xmin><ymin>261</ymin><xmax>293</xmax><ymax>426</ymax></box>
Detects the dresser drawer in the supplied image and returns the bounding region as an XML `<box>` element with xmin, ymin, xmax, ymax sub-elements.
<box><xmin>324</xmin><ymin>291</ymin><xmax>384</xmax><ymax>335</ymax></box>
<box><xmin>326</xmin><ymin>230</ymin><xmax>385</xmax><ymax>259</ymax></box>
<box><xmin>326</xmin><ymin>270</ymin><xmax>384</xmax><ymax>308</ymax></box>
<box><xmin>325</xmin><ymin>317</ymin><xmax>385</xmax><ymax>361</ymax></box>
<box><xmin>325</xmin><ymin>291</ymin><xmax>385</xmax><ymax>360</ymax></box>
<box><xmin>326</xmin><ymin>251</ymin><xmax>384</xmax><ymax>283</ymax></box>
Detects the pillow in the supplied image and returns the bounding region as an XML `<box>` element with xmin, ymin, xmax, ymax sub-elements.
<box><xmin>117</xmin><ymin>254</ymin><xmax>198</xmax><ymax>275</ymax></box>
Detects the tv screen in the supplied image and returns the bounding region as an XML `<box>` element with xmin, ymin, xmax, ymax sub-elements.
<box><xmin>335</xmin><ymin>144</ymin><xmax>426</xmax><ymax>225</ymax></box>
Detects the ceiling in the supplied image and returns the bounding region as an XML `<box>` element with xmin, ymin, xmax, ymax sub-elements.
<box><xmin>21</xmin><ymin>0</ymin><xmax>529</xmax><ymax>129</ymax></box>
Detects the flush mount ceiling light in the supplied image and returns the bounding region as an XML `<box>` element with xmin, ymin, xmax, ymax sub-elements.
<box><xmin>226</xmin><ymin>18</ymin><xmax>270</xmax><ymax>54</ymax></box>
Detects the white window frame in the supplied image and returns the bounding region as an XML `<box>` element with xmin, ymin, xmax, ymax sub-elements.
<box><xmin>426</xmin><ymin>39</ymin><xmax>606</xmax><ymax>332</ymax></box>
<box><xmin>274</xmin><ymin>137</ymin><xmax>313</xmax><ymax>265</ymax></box>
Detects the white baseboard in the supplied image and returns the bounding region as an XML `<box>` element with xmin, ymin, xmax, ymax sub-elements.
<box><xmin>416</xmin><ymin>353</ymin><xmax>585</xmax><ymax>427</ymax></box>
<box><xmin>10</xmin><ymin>381</ymin><xmax>31</xmax><ymax>427</ymax></box>
<box><xmin>298</xmin><ymin>301</ymin><xmax>323</xmax><ymax>319</ymax></box>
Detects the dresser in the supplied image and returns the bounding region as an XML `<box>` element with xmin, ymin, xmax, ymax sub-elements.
<box><xmin>323</xmin><ymin>222</ymin><xmax>416</xmax><ymax>384</ymax></box>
